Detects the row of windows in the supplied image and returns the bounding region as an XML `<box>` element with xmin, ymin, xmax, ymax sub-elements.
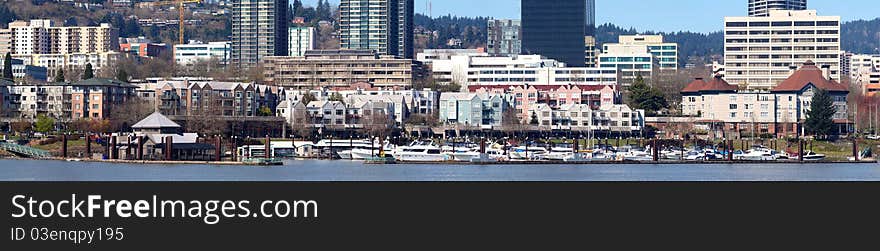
<box><xmin>726</xmin><ymin>21</ymin><xmax>838</xmax><ymax>27</ymax></box>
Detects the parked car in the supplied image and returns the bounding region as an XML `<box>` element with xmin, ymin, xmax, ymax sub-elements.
<box><xmin>866</xmin><ymin>135</ymin><xmax>880</xmax><ymax>140</ymax></box>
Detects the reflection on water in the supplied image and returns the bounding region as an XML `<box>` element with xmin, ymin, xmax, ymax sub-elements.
<box><xmin>1</xmin><ymin>159</ymin><xmax>879</xmax><ymax>181</ymax></box>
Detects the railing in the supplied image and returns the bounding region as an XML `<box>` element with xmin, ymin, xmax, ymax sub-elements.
<box><xmin>0</xmin><ymin>142</ymin><xmax>53</xmax><ymax>159</ymax></box>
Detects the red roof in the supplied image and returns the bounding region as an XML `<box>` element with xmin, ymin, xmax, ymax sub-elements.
<box><xmin>680</xmin><ymin>75</ymin><xmax>737</xmax><ymax>93</ymax></box>
<box><xmin>772</xmin><ymin>61</ymin><xmax>848</xmax><ymax>92</ymax></box>
<box><xmin>468</xmin><ymin>84</ymin><xmax>611</xmax><ymax>92</ymax></box>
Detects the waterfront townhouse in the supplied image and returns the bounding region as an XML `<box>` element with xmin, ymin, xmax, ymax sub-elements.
<box><xmin>345</xmin><ymin>95</ymin><xmax>409</xmax><ymax>125</ymax></box>
<box><xmin>344</xmin><ymin>99</ymin><xmax>397</xmax><ymax>129</ymax></box>
<box><xmin>530</xmin><ymin>103</ymin><xmax>645</xmax><ymax>134</ymax></box>
<box><xmin>681</xmin><ymin>61</ymin><xmax>850</xmax><ymax>137</ymax></box>
<box><xmin>470</xmin><ymin>84</ymin><xmax>619</xmax><ymax>123</ymax></box>
<box><xmin>263</xmin><ymin>50</ymin><xmax>416</xmax><ymax>89</ymax></box>
<box><xmin>429</xmin><ymin>54</ymin><xmax>617</xmax><ymax>90</ymax></box>
<box><xmin>723</xmin><ymin>10</ymin><xmax>841</xmax><ymax>89</ymax></box>
<box><xmin>134</xmin><ymin>79</ymin><xmax>279</xmax><ymax>118</ymax></box>
<box><xmin>305</xmin><ymin>101</ymin><xmax>347</xmax><ymax>129</ymax></box>
<box><xmin>3</xmin><ymin>78</ymin><xmax>136</xmax><ymax>120</ymax></box>
<box><xmin>438</xmin><ymin>93</ymin><xmax>509</xmax><ymax>128</ymax></box>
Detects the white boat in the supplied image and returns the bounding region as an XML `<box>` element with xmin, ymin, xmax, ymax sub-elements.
<box><xmin>802</xmin><ymin>151</ymin><xmax>826</xmax><ymax>161</ymax></box>
<box><xmin>509</xmin><ymin>146</ymin><xmax>548</xmax><ymax>160</ymax></box>
<box><xmin>443</xmin><ymin>148</ymin><xmax>482</xmax><ymax>162</ymax></box>
<box><xmin>620</xmin><ymin>146</ymin><xmax>653</xmax><ymax>161</ymax></box>
<box><xmin>395</xmin><ymin>142</ymin><xmax>446</xmax><ymax>162</ymax></box>
<box><xmin>737</xmin><ymin>147</ymin><xmax>778</xmax><ymax>161</ymax></box>
<box><xmin>539</xmin><ymin>147</ymin><xmax>575</xmax><ymax>161</ymax></box>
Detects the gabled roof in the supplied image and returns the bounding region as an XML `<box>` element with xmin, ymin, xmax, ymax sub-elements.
<box><xmin>132</xmin><ymin>112</ymin><xmax>181</xmax><ymax>129</ymax></box>
<box><xmin>772</xmin><ymin>61</ymin><xmax>848</xmax><ymax>93</ymax></box>
<box><xmin>681</xmin><ymin>75</ymin><xmax>737</xmax><ymax>94</ymax></box>
<box><xmin>72</xmin><ymin>78</ymin><xmax>138</xmax><ymax>88</ymax></box>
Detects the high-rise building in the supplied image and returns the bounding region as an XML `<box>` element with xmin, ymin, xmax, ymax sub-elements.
<box><xmin>4</xmin><ymin>20</ymin><xmax>118</xmax><ymax>55</ymax></box>
<box><xmin>262</xmin><ymin>50</ymin><xmax>415</xmax><ymax>89</ymax></box>
<box><xmin>487</xmin><ymin>19</ymin><xmax>521</xmax><ymax>57</ymax></box>
<box><xmin>521</xmin><ymin>0</ymin><xmax>595</xmax><ymax>67</ymax></box>
<box><xmin>584</xmin><ymin>36</ymin><xmax>598</xmax><ymax>68</ymax></box>
<box><xmin>339</xmin><ymin>0</ymin><xmax>414</xmax><ymax>59</ymax></box>
<box><xmin>748</xmin><ymin>0</ymin><xmax>807</xmax><ymax>17</ymax></box>
<box><xmin>724</xmin><ymin>10</ymin><xmax>840</xmax><ymax>89</ymax></box>
<box><xmin>288</xmin><ymin>26</ymin><xmax>315</xmax><ymax>57</ymax></box>
<box><xmin>231</xmin><ymin>0</ymin><xmax>288</xmax><ymax>68</ymax></box>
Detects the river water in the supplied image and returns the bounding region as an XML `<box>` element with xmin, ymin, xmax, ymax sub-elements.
<box><xmin>1</xmin><ymin>159</ymin><xmax>879</xmax><ymax>181</ymax></box>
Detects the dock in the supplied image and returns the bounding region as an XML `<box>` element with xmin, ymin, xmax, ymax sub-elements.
<box><xmin>367</xmin><ymin>160</ymin><xmax>878</xmax><ymax>165</ymax></box>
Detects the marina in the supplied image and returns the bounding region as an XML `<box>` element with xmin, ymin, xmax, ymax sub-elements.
<box><xmin>1</xmin><ymin>158</ymin><xmax>879</xmax><ymax>181</ymax></box>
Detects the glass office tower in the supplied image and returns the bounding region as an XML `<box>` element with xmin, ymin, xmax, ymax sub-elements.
<box><xmin>748</xmin><ymin>0</ymin><xmax>807</xmax><ymax>17</ymax></box>
<box><xmin>521</xmin><ymin>0</ymin><xmax>595</xmax><ymax>67</ymax></box>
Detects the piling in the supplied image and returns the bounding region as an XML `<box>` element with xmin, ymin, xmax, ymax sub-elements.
<box><xmin>215</xmin><ymin>137</ymin><xmax>222</xmax><ymax>162</ymax></box>
<box><xmin>61</xmin><ymin>134</ymin><xmax>68</xmax><ymax>158</ymax></box>
<box><xmin>165</xmin><ymin>136</ymin><xmax>173</xmax><ymax>161</ymax></box>
<box><xmin>85</xmin><ymin>134</ymin><xmax>91</xmax><ymax>158</ymax></box>
<box><xmin>137</xmin><ymin>136</ymin><xmax>144</xmax><ymax>160</ymax></box>
<box><xmin>798</xmin><ymin>139</ymin><xmax>804</xmax><ymax>162</ymax></box>
<box><xmin>853</xmin><ymin>138</ymin><xmax>859</xmax><ymax>162</ymax></box>
<box><xmin>125</xmin><ymin>136</ymin><xmax>132</xmax><ymax>160</ymax></box>
<box><xmin>108</xmin><ymin>136</ymin><xmax>116</xmax><ymax>159</ymax></box>
<box><xmin>726</xmin><ymin>140</ymin><xmax>733</xmax><ymax>161</ymax></box>
<box><xmin>264</xmin><ymin>135</ymin><xmax>270</xmax><ymax>159</ymax></box>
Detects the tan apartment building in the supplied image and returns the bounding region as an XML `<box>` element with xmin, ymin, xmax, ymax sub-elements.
<box><xmin>4</xmin><ymin>20</ymin><xmax>119</xmax><ymax>78</ymax></box>
<box><xmin>263</xmin><ymin>49</ymin><xmax>414</xmax><ymax>89</ymax></box>
<box><xmin>681</xmin><ymin>61</ymin><xmax>850</xmax><ymax>137</ymax></box>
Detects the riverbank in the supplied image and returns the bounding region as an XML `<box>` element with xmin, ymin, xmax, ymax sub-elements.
<box><xmin>379</xmin><ymin>159</ymin><xmax>878</xmax><ymax>165</ymax></box>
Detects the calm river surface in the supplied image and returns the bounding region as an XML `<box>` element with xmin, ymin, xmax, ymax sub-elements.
<box><xmin>1</xmin><ymin>159</ymin><xmax>879</xmax><ymax>181</ymax></box>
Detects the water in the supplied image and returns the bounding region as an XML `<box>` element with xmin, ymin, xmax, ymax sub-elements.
<box><xmin>1</xmin><ymin>159</ymin><xmax>879</xmax><ymax>181</ymax></box>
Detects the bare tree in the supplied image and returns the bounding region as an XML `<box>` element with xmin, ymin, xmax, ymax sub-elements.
<box><xmin>108</xmin><ymin>98</ymin><xmax>155</xmax><ymax>132</ymax></box>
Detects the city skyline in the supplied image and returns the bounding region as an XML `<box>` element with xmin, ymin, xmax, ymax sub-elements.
<box><xmin>300</xmin><ymin>0</ymin><xmax>878</xmax><ymax>33</ymax></box>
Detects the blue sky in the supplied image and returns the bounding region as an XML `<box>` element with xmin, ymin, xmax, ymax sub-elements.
<box><xmin>301</xmin><ymin>0</ymin><xmax>879</xmax><ymax>33</ymax></box>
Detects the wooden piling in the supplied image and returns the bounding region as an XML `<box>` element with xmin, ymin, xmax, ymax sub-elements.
<box><xmin>61</xmin><ymin>134</ymin><xmax>68</xmax><ymax>158</ymax></box>
<box><xmin>215</xmin><ymin>137</ymin><xmax>222</xmax><ymax>162</ymax></box>
<box><xmin>85</xmin><ymin>134</ymin><xmax>91</xmax><ymax>158</ymax></box>
<box><xmin>264</xmin><ymin>135</ymin><xmax>270</xmax><ymax>159</ymax></box>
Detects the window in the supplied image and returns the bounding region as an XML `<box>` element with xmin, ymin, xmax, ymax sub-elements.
<box><xmin>730</xmin><ymin>112</ymin><xmax>737</xmax><ymax>118</ymax></box>
<box><xmin>729</xmin><ymin>104</ymin><xmax>738</xmax><ymax>109</ymax></box>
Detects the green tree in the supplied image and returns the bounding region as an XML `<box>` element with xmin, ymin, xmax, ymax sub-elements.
<box><xmin>83</xmin><ymin>63</ymin><xmax>94</xmax><ymax>80</ymax></box>
<box><xmin>627</xmin><ymin>75</ymin><xmax>668</xmax><ymax>115</ymax></box>
<box><xmin>116</xmin><ymin>69</ymin><xmax>129</xmax><ymax>82</ymax></box>
<box><xmin>529</xmin><ymin>111</ymin><xmax>539</xmax><ymax>125</ymax></box>
<box><xmin>34</xmin><ymin>115</ymin><xmax>56</xmax><ymax>135</ymax></box>
<box><xmin>54</xmin><ymin>68</ymin><xmax>65</xmax><ymax>82</ymax></box>
<box><xmin>804</xmin><ymin>89</ymin><xmax>837</xmax><ymax>139</ymax></box>
<box><xmin>292</xmin><ymin>0</ymin><xmax>304</xmax><ymax>17</ymax></box>
<box><xmin>258</xmin><ymin>106</ymin><xmax>273</xmax><ymax>116</ymax></box>
<box><xmin>2</xmin><ymin>52</ymin><xmax>12</xmax><ymax>80</ymax></box>
<box><xmin>328</xmin><ymin>93</ymin><xmax>344</xmax><ymax>102</ymax></box>
<box><xmin>301</xmin><ymin>93</ymin><xmax>317</xmax><ymax>105</ymax></box>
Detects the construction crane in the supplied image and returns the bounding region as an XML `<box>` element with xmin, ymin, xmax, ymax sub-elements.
<box><xmin>139</xmin><ymin>0</ymin><xmax>202</xmax><ymax>45</ymax></box>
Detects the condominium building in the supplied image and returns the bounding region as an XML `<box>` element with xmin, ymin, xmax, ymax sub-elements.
<box><xmin>134</xmin><ymin>79</ymin><xmax>279</xmax><ymax>117</ymax></box>
<box><xmin>288</xmin><ymin>26</ymin><xmax>315</xmax><ymax>57</ymax></box>
<box><xmin>487</xmin><ymin>19</ymin><xmax>521</xmax><ymax>57</ymax></box>
<box><xmin>262</xmin><ymin>49</ymin><xmax>415</xmax><ymax>89</ymax></box>
<box><xmin>0</xmin><ymin>28</ymin><xmax>11</xmax><ymax>56</ymax></box>
<box><xmin>120</xmin><ymin>42</ymin><xmax>168</xmax><ymax>58</ymax></box>
<box><xmin>598</xmin><ymin>44</ymin><xmax>655</xmax><ymax>84</ymax></box>
<box><xmin>584</xmin><ymin>36</ymin><xmax>598</xmax><ymax>68</ymax></box>
<box><xmin>339</xmin><ymin>0</ymin><xmax>414</xmax><ymax>59</ymax></box>
<box><xmin>415</xmin><ymin>49</ymin><xmax>487</xmax><ymax>65</ymax></box>
<box><xmin>5</xmin><ymin>20</ymin><xmax>118</xmax><ymax>55</ymax></box>
<box><xmin>16</xmin><ymin>52</ymin><xmax>121</xmax><ymax>79</ymax></box>
<box><xmin>429</xmin><ymin>54</ymin><xmax>617</xmax><ymax>89</ymax></box>
<box><xmin>680</xmin><ymin>61</ymin><xmax>850</xmax><ymax>136</ymax></box>
<box><xmin>0</xmin><ymin>58</ymin><xmax>48</xmax><ymax>82</ymax></box>
<box><xmin>439</xmin><ymin>93</ymin><xmax>510</xmax><ymax>127</ymax></box>
<box><xmin>471</xmin><ymin>84</ymin><xmax>619</xmax><ymax>122</ymax></box>
<box><xmin>231</xmin><ymin>0</ymin><xmax>288</xmax><ymax>68</ymax></box>
<box><xmin>614</xmin><ymin>34</ymin><xmax>678</xmax><ymax>70</ymax></box>
<box><xmin>748</xmin><ymin>0</ymin><xmax>807</xmax><ymax>17</ymax></box>
<box><xmin>522</xmin><ymin>0</ymin><xmax>595</xmax><ymax>67</ymax></box>
<box><xmin>849</xmin><ymin>54</ymin><xmax>880</xmax><ymax>96</ymax></box>
<box><xmin>173</xmin><ymin>41</ymin><xmax>232</xmax><ymax>66</ymax></box>
<box><xmin>1</xmin><ymin>78</ymin><xmax>137</xmax><ymax>120</ymax></box>
<box><xmin>724</xmin><ymin>10</ymin><xmax>840</xmax><ymax>89</ymax></box>
<box><xmin>530</xmin><ymin>103</ymin><xmax>645</xmax><ymax>133</ymax></box>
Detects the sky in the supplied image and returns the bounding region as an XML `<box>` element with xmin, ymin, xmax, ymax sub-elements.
<box><xmin>301</xmin><ymin>0</ymin><xmax>879</xmax><ymax>33</ymax></box>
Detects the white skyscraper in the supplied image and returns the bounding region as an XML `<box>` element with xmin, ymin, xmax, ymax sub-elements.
<box><xmin>288</xmin><ymin>27</ymin><xmax>315</xmax><ymax>57</ymax></box>
<box><xmin>724</xmin><ymin>10</ymin><xmax>840</xmax><ymax>89</ymax></box>
<box><xmin>748</xmin><ymin>0</ymin><xmax>807</xmax><ymax>17</ymax></box>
